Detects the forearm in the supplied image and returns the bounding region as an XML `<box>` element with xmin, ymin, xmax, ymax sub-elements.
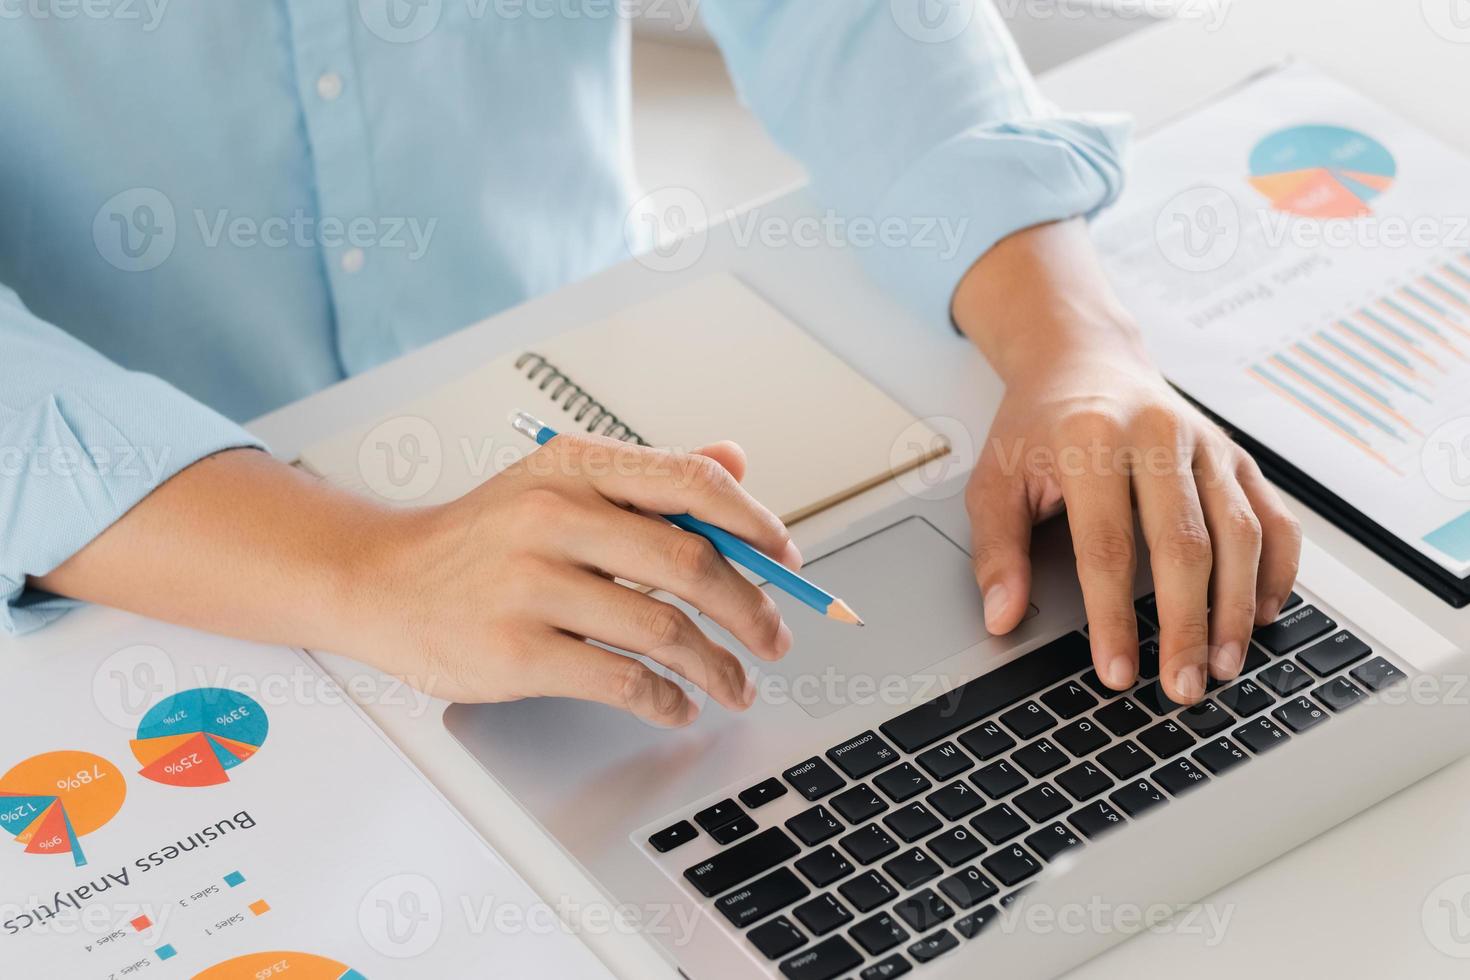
<box><xmin>34</xmin><ymin>449</ymin><xmax>393</xmax><ymax>656</ymax></box>
<box><xmin>951</xmin><ymin>218</ymin><xmax>1150</xmax><ymax>383</ymax></box>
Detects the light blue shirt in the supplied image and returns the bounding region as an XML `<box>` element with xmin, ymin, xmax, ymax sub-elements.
<box><xmin>0</xmin><ymin>1</ymin><xmax>1128</xmax><ymax>633</ymax></box>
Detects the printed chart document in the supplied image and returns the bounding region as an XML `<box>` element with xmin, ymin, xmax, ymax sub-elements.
<box><xmin>0</xmin><ymin>608</ymin><xmax>612</xmax><ymax>979</ymax></box>
<box><xmin>1094</xmin><ymin>63</ymin><xmax>1470</xmax><ymax>592</ymax></box>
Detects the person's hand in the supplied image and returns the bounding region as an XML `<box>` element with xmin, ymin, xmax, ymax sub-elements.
<box><xmin>346</xmin><ymin>435</ymin><xmax>799</xmax><ymax>725</ymax></box>
<box><xmin>953</xmin><ymin>220</ymin><xmax>1302</xmax><ymax>704</ymax></box>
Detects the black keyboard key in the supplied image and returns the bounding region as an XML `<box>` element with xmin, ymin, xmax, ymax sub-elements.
<box><xmin>1109</xmin><ymin>778</ymin><xmax>1167</xmax><ymax>817</ymax></box>
<box><xmin>1135</xmin><ymin>593</ymin><xmax>1159</xmax><ymax>628</ymax></box>
<box><xmin>893</xmin><ymin>888</ymin><xmax>954</xmax><ymax>932</ymax></box>
<box><xmin>927</xmin><ymin>780</ymin><xmax>984</xmax><ymax>821</ymax></box>
<box><xmin>999</xmin><ymin>700</ymin><xmax>1057</xmax><ymax>740</ymax></box>
<box><xmin>957</xmin><ymin>720</ymin><xmax>1015</xmax><ymax>761</ymax></box>
<box><xmin>1013</xmin><ymin>738</ymin><xmax>1067</xmax><ymax>777</ymax></box>
<box><xmin>1192</xmin><ymin>736</ymin><xmax>1248</xmax><ymax>775</ymax></box>
<box><xmin>981</xmin><ymin>843</ymin><xmax>1041</xmax><ymax>886</ymax></box>
<box><xmin>786</xmin><ymin>805</ymin><xmax>844</xmax><ymax>846</ymax></box>
<box><xmin>1298</xmin><ymin>631</ymin><xmax>1372</xmax><ymax>677</ymax></box>
<box><xmin>1314</xmin><ymin>677</ymin><xmax>1366</xmax><ymax>712</ymax></box>
<box><xmin>860</xmin><ymin>954</ymin><xmax>913</xmax><ymax>979</ymax></box>
<box><xmin>1132</xmin><ymin>680</ymin><xmax>1184</xmax><ymax>716</ymax></box>
<box><xmin>915</xmin><ymin>741</ymin><xmax>973</xmax><ymax>781</ymax></box>
<box><xmin>1137</xmin><ymin>637</ymin><xmax>1161</xmax><ymax>678</ymax></box>
<box><xmin>1097</xmin><ymin>740</ymin><xmax>1154</xmax><ymax>779</ymax></box>
<box><xmin>1055</xmin><ymin>761</ymin><xmax>1113</xmax><ymax>801</ymax></box>
<box><xmin>715</xmin><ymin>867</ymin><xmax>811</xmax><ymax>927</ymax></box>
<box><xmin>970</xmin><ymin>759</ymin><xmax>1027</xmax><ymax>799</ymax></box>
<box><xmin>1259</xmin><ymin>660</ymin><xmax>1313</xmax><ymax>696</ymax></box>
<box><xmin>794</xmin><ymin>893</ymin><xmax>853</xmax><ymax>936</ymax></box>
<box><xmin>710</xmin><ymin>814</ymin><xmax>758</xmax><ymax>844</ymax></box>
<box><xmin>785</xmin><ymin>758</ymin><xmax>846</xmax><ymax>801</ymax></box>
<box><xmin>1253</xmin><ymin>605</ymin><xmax>1336</xmax><ymax>654</ymax></box>
<box><xmin>1081</xmin><ymin>667</ymin><xmax>1128</xmax><ymax>699</ymax></box>
<box><xmin>827</xmin><ymin>730</ymin><xmax>900</xmax><ymax>779</ymax></box>
<box><xmin>796</xmin><ymin>846</ymin><xmax>855</xmax><ymax>887</ymax></box>
<box><xmin>1041</xmin><ymin>680</ymin><xmax>1098</xmax><ymax>719</ymax></box>
<box><xmin>850</xmin><ymin>911</ymin><xmax>909</xmax><ymax>955</ymax></box>
<box><xmin>1069</xmin><ymin>799</ymin><xmax>1125</xmax><ymax>839</ymax></box>
<box><xmin>1014</xmin><ymin>783</ymin><xmax>1069</xmax><ymax>822</ymax></box>
<box><xmin>649</xmin><ymin>820</ymin><xmax>696</xmax><ymax>853</ymax></box>
<box><xmin>907</xmin><ymin>928</ymin><xmax>960</xmax><ymax>963</ymax></box>
<box><xmin>1352</xmin><ymin>656</ymin><xmax>1407</xmax><ymax>692</ymax></box>
<box><xmin>883</xmin><ymin>847</ymin><xmax>942</xmax><ymax>890</ymax></box>
<box><xmin>749</xmin><ymin>916</ymin><xmax>806</xmax><ymax>959</ymax></box>
<box><xmin>1217</xmin><ymin>677</ymin><xmax>1274</xmax><ymax>717</ymax></box>
<box><xmin>1279</xmin><ymin>591</ymin><xmax>1304</xmax><ymax>613</ymax></box>
<box><xmin>1095</xmin><ymin>697</ymin><xmax>1149</xmax><ymax>736</ymax></box>
<box><xmin>998</xmin><ymin>887</ymin><xmax>1031</xmax><ymax>909</ymax></box>
<box><xmin>1054</xmin><ymin>718</ymin><xmax>1109</xmax><ymax>756</ymax></box>
<box><xmin>1241</xmin><ymin>644</ymin><xmax>1269</xmax><ymax>675</ymax></box>
<box><xmin>740</xmin><ymin>777</ymin><xmax>788</xmax><ymax>810</ymax></box>
<box><xmin>839</xmin><ymin>870</ymin><xmax>897</xmax><ymax>913</ymax></box>
<box><xmin>684</xmin><ymin>827</ymin><xmax>801</xmax><ymax>897</ymax></box>
<box><xmin>971</xmin><ymin>803</ymin><xmax>1028</xmax><ymax>844</ymax></box>
<box><xmin>1137</xmin><ymin>719</ymin><xmax>1193</xmax><ymax>759</ymax></box>
<box><xmin>1273</xmin><ymin>695</ymin><xmax>1329</xmax><ymax>733</ymax></box>
<box><xmin>937</xmin><ymin>865</ymin><xmax>999</xmax><ymax>908</ymax></box>
<box><xmin>779</xmin><ymin>935</ymin><xmax>863</xmax><ymax>980</ymax></box>
<box><xmin>1153</xmin><ymin>758</ymin><xmax>1209</xmax><ymax>796</ymax></box>
<box><xmin>874</xmin><ymin>763</ymin><xmax>933</xmax><ymax>803</ymax></box>
<box><xmin>882</xmin><ymin>631</ymin><xmax>1092</xmax><ymax>752</ymax></box>
<box><xmin>1178</xmin><ymin>700</ymin><xmax>1234</xmax><ymax>737</ymax></box>
<box><xmin>841</xmin><ymin>823</ymin><xmax>900</xmax><ymax>865</ymax></box>
<box><xmin>927</xmin><ymin>826</ymin><xmax>986</xmax><ymax>867</ymax></box>
<box><xmin>884</xmin><ymin>802</ymin><xmax>943</xmax><ymax>843</ymax></box>
<box><xmin>694</xmin><ymin>798</ymin><xmax>745</xmax><ymax>834</ymax></box>
<box><xmin>831</xmin><ymin>784</ymin><xmax>888</xmax><ymax>825</ymax></box>
<box><xmin>1233</xmin><ymin>716</ymin><xmax>1290</xmax><ymax>753</ymax></box>
<box><xmin>954</xmin><ymin>905</ymin><xmax>1000</xmax><ymax>939</ymax></box>
<box><xmin>1025</xmin><ymin>821</ymin><xmax>1084</xmax><ymax>861</ymax></box>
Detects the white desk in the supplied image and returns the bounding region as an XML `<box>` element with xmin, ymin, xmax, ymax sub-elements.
<box><xmin>251</xmin><ymin>1</ymin><xmax>1470</xmax><ymax>975</ymax></box>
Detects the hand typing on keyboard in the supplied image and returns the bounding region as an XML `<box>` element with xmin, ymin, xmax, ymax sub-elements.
<box><xmin>951</xmin><ymin>221</ymin><xmax>1304</xmax><ymax>704</ymax></box>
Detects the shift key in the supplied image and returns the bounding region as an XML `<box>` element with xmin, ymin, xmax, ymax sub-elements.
<box><xmin>685</xmin><ymin>827</ymin><xmax>800</xmax><ymax>897</ymax></box>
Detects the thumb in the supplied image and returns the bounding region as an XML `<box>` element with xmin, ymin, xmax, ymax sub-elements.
<box><xmin>967</xmin><ymin>458</ymin><xmax>1035</xmax><ymax>635</ymax></box>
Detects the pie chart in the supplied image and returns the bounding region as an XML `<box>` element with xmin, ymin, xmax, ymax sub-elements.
<box><xmin>193</xmin><ymin>951</ymin><xmax>367</xmax><ymax>980</ymax></box>
<box><xmin>130</xmin><ymin>688</ymin><xmax>269</xmax><ymax>788</ymax></box>
<box><xmin>1248</xmin><ymin>124</ymin><xmax>1396</xmax><ymax>219</ymax></box>
<box><xmin>0</xmin><ymin>751</ymin><xmax>126</xmax><ymax>867</ymax></box>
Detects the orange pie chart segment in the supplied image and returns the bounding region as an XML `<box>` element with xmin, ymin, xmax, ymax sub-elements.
<box><xmin>193</xmin><ymin>951</ymin><xmax>368</xmax><ymax>980</ymax></box>
<box><xmin>0</xmin><ymin>751</ymin><xmax>126</xmax><ymax>867</ymax></box>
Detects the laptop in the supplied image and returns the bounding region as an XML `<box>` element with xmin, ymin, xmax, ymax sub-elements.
<box><xmin>443</xmin><ymin>474</ymin><xmax>1470</xmax><ymax>979</ymax></box>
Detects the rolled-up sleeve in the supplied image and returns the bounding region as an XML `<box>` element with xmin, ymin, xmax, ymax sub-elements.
<box><xmin>0</xmin><ymin>285</ymin><xmax>263</xmax><ymax>634</ymax></box>
<box><xmin>700</xmin><ymin>0</ymin><xmax>1132</xmax><ymax>326</ymax></box>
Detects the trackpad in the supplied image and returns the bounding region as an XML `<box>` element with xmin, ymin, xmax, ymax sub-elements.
<box><xmin>757</xmin><ymin>516</ymin><xmax>990</xmax><ymax>719</ymax></box>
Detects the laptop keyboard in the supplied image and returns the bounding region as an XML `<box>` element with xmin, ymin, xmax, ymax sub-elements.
<box><xmin>644</xmin><ymin>591</ymin><xmax>1408</xmax><ymax>979</ymax></box>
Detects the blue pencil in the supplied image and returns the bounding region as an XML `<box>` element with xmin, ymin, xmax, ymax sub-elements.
<box><xmin>511</xmin><ymin>411</ymin><xmax>863</xmax><ymax>625</ymax></box>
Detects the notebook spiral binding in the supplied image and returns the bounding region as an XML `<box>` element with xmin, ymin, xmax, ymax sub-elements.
<box><xmin>514</xmin><ymin>353</ymin><xmax>648</xmax><ymax>445</ymax></box>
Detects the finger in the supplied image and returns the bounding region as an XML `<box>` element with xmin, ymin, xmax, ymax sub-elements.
<box><xmin>555</xmin><ymin>437</ymin><xmax>801</xmax><ymax>571</ymax></box>
<box><xmin>558</xmin><ymin>500</ymin><xmax>793</xmax><ymax>661</ymax></box>
<box><xmin>1133</xmin><ymin>423</ymin><xmax>1212</xmax><ymax>704</ymax></box>
<box><xmin>1056</xmin><ymin>416</ymin><xmax>1139</xmax><ymax>690</ymax></box>
<box><xmin>694</xmin><ymin>440</ymin><xmax>748</xmax><ymax>485</ymax></box>
<box><xmin>1194</xmin><ymin>445</ymin><xmax>1262</xmax><ymax>681</ymax></box>
<box><xmin>966</xmin><ymin>445</ymin><xmax>1034</xmax><ymax>635</ymax></box>
<box><xmin>523</xmin><ymin>631</ymin><xmax>699</xmax><ymax>728</ymax></box>
<box><xmin>1234</xmin><ymin>453</ymin><xmax>1303</xmax><ymax>623</ymax></box>
<box><xmin>546</xmin><ymin>568</ymin><xmax>754</xmax><ymax>711</ymax></box>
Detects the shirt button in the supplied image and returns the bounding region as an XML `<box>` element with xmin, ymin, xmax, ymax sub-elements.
<box><xmin>341</xmin><ymin>248</ymin><xmax>365</xmax><ymax>274</ymax></box>
<box><xmin>316</xmin><ymin>72</ymin><xmax>344</xmax><ymax>102</ymax></box>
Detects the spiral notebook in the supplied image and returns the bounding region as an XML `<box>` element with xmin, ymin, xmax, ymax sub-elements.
<box><xmin>298</xmin><ymin>275</ymin><xmax>950</xmax><ymax>523</ymax></box>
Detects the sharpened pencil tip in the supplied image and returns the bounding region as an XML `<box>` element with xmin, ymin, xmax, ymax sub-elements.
<box><xmin>828</xmin><ymin>600</ymin><xmax>864</xmax><ymax>626</ymax></box>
